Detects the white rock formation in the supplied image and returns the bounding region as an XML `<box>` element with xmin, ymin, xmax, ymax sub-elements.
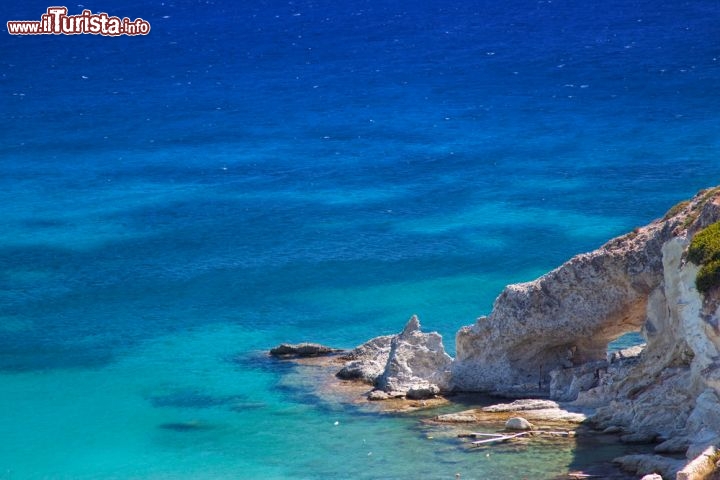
<box><xmin>452</xmin><ymin>187</ymin><xmax>720</xmax><ymax>401</ymax></box>
<box><xmin>640</xmin><ymin>474</ymin><xmax>663</xmax><ymax>480</ymax></box>
<box><xmin>376</xmin><ymin>315</ymin><xmax>452</xmax><ymax>395</ymax></box>
<box><xmin>451</xmin><ymin>210</ymin><xmax>674</xmax><ymax>394</ymax></box>
<box><xmin>586</xmin><ymin>232</ymin><xmax>720</xmax><ymax>465</ymax></box>
<box><xmin>504</xmin><ymin>417</ymin><xmax>534</xmax><ymax>431</ymax></box>
<box><xmin>336</xmin><ymin>334</ymin><xmax>394</xmax><ymax>384</ymax></box>
<box><xmin>337</xmin><ymin>315</ymin><xmax>452</xmax><ymax>396</ymax></box>
<box><xmin>447</xmin><ymin>187</ymin><xmax>720</xmax><ymax>476</ymax></box>
<box><xmin>614</xmin><ymin>454</ymin><xmax>685</xmax><ymax>480</ymax></box>
<box><xmin>676</xmin><ymin>446</ymin><xmax>719</xmax><ymax>480</ymax></box>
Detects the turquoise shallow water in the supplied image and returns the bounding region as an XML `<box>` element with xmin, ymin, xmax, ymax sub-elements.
<box><xmin>1</xmin><ymin>0</ymin><xmax>719</xmax><ymax>478</ymax></box>
<box><xmin>0</xmin><ymin>323</ymin><xmax>642</xmax><ymax>480</ymax></box>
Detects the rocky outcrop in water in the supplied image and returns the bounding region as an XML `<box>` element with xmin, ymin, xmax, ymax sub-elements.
<box><xmin>337</xmin><ymin>315</ymin><xmax>452</xmax><ymax>397</ymax></box>
<box><xmin>269</xmin><ymin>343</ymin><xmax>343</xmax><ymax>357</ymax></box>
<box><xmin>448</xmin><ymin>186</ymin><xmax>720</xmax><ymax>477</ymax></box>
<box><xmin>336</xmin><ymin>335</ymin><xmax>394</xmax><ymax>384</ymax></box>
<box><xmin>278</xmin><ymin>186</ymin><xmax>720</xmax><ymax>478</ymax></box>
<box><xmin>376</xmin><ymin>315</ymin><xmax>452</xmax><ymax>394</ymax></box>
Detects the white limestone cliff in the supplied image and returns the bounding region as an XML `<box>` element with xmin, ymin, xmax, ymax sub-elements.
<box><xmin>332</xmin><ymin>186</ymin><xmax>720</xmax><ymax>474</ymax></box>
<box><xmin>447</xmin><ymin>186</ymin><xmax>720</xmax><ymax>475</ymax></box>
<box><xmin>587</xmin><ymin>236</ymin><xmax>720</xmax><ymax>456</ymax></box>
<box><xmin>452</xmin><ymin>187</ymin><xmax>720</xmax><ymax>399</ymax></box>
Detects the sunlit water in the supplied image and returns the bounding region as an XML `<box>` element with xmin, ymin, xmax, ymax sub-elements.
<box><xmin>1</xmin><ymin>0</ymin><xmax>718</xmax><ymax>478</ymax></box>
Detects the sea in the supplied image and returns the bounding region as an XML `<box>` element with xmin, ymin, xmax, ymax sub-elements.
<box><xmin>1</xmin><ymin>0</ymin><xmax>719</xmax><ymax>478</ymax></box>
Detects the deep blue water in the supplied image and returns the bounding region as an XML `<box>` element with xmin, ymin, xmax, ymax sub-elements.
<box><xmin>1</xmin><ymin>0</ymin><xmax>718</xmax><ymax>478</ymax></box>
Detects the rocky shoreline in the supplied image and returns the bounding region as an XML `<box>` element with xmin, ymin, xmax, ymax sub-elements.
<box><xmin>270</xmin><ymin>345</ymin><xmax>640</xmax><ymax>479</ymax></box>
<box><xmin>271</xmin><ymin>186</ymin><xmax>720</xmax><ymax>480</ymax></box>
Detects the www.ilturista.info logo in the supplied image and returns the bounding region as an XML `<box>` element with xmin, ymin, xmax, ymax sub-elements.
<box><xmin>7</xmin><ymin>7</ymin><xmax>150</xmax><ymax>36</ymax></box>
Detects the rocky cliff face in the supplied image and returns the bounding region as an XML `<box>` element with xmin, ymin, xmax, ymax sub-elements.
<box><xmin>449</xmin><ymin>186</ymin><xmax>720</xmax><ymax>461</ymax></box>
<box><xmin>452</xmin><ymin>205</ymin><xmax>672</xmax><ymax>395</ymax></box>
<box><xmin>452</xmin><ymin>187</ymin><xmax>720</xmax><ymax>398</ymax></box>
<box><xmin>333</xmin><ymin>186</ymin><xmax>720</xmax><ymax>465</ymax></box>
<box><xmin>586</xmin><ymin>233</ymin><xmax>720</xmax><ymax>454</ymax></box>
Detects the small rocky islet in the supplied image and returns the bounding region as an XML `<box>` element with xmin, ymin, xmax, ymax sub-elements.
<box><xmin>271</xmin><ymin>186</ymin><xmax>720</xmax><ymax>480</ymax></box>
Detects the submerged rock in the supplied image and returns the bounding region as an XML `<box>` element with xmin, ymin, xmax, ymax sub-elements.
<box><xmin>270</xmin><ymin>343</ymin><xmax>343</xmax><ymax>358</ymax></box>
<box><xmin>148</xmin><ymin>389</ymin><xmax>247</xmax><ymax>409</ymax></box>
<box><xmin>158</xmin><ymin>421</ymin><xmax>213</xmax><ymax>432</ymax></box>
<box><xmin>619</xmin><ymin>432</ymin><xmax>659</xmax><ymax>444</ymax></box>
<box><xmin>433</xmin><ymin>412</ymin><xmax>478</xmax><ymax>423</ymax></box>
<box><xmin>602</xmin><ymin>425</ymin><xmax>624</xmax><ymax>434</ymax></box>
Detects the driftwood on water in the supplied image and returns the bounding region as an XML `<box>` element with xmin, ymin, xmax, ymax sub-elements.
<box><xmin>459</xmin><ymin>430</ymin><xmax>576</xmax><ymax>446</ymax></box>
<box><xmin>470</xmin><ymin>432</ymin><xmax>530</xmax><ymax>445</ymax></box>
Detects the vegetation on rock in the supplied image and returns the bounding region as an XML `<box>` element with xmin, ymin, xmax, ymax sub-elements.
<box><xmin>697</xmin><ymin>260</ymin><xmax>720</xmax><ymax>295</ymax></box>
<box><xmin>663</xmin><ymin>186</ymin><xmax>720</xmax><ymax>229</ymax></box>
<box><xmin>688</xmin><ymin>221</ymin><xmax>720</xmax><ymax>294</ymax></box>
<box><xmin>663</xmin><ymin>200</ymin><xmax>690</xmax><ymax>220</ymax></box>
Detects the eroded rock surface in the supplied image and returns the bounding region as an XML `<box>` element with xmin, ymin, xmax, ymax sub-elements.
<box><xmin>451</xmin><ymin>210</ymin><xmax>678</xmax><ymax>394</ymax></box>
<box><xmin>274</xmin><ymin>187</ymin><xmax>720</xmax><ymax>476</ymax></box>
<box><xmin>449</xmin><ymin>188</ymin><xmax>720</xmax><ymax>468</ymax></box>
<box><xmin>587</xmin><ymin>234</ymin><xmax>720</xmax><ymax>460</ymax></box>
<box><xmin>481</xmin><ymin>399</ymin><xmax>560</xmax><ymax>412</ymax></box>
<box><xmin>336</xmin><ymin>315</ymin><xmax>452</xmax><ymax>397</ymax></box>
<box><xmin>336</xmin><ymin>335</ymin><xmax>393</xmax><ymax>383</ymax></box>
<box><xmin>505</xmin><ymin>417</ymin><xmax>534</xmax><ymax>431</ymax></box>
<box><xmin>375</xmin><ymin>315</ymin><xmax>452</xmax><ymax>395</ymax></box>
<box><xmin>430</xmin><ymin>399</ymin><xmax>587</xmax><ymax>428</ymax></box>
<box><xmin>481</xmin><ymin>399</ymin><xmax>588</xmax><ymax>424</ymax></box>
<box><xmin>614</xmin><ymin>454</ymin><xmax>686</xmax><ymax>480</ymax></box>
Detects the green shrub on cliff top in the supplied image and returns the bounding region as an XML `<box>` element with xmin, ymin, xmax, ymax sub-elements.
<box><xmin>697</xmin><ymin>260</ymin><xmax>720</xmax><ymax>295</ymax></box>
<box><xmin>688</xmin><ymin>221</ymin><xmax>720</xmax><ymax>294</ymax></box>
<box><xmin>688</xmin><ymin>222</ymin><xmax>720</xmax><ymax>264</ymax></box>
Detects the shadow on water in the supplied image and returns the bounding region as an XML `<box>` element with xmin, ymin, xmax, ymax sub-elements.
<box><xmin>147</xmin><ymin>388</ymin><xmax>255</xmax><ymax>410</ymax></box>
<box><xmin>0</xmin><ymin>210</ymin><xmax>590</xmax><ymax>376</ymax></box>
<box><xmin>563</xmin><ymin>424</ymin><xmax>657</xmax><ymax>479</ymax></box>
<box><xmin>158</xmin><ymin>421</ymin><xmax>216</xmax><ymax>432</ymax></box>
<box><xmin>0</xmin><ymin>338</ymin><xmax>117</xmax><ymax>372</ymax></box>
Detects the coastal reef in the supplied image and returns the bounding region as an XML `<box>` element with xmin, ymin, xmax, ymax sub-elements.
<box><xmin>275</xmin><ymin>186</ymin><xmax>720</xmax><ymax>479</ymax></box>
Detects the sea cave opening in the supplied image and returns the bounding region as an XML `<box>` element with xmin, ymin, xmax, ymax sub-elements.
<box><xmin>607</xmin><ymin>330</ymin><xmax>645</xmax><ymax>354</ymax></box>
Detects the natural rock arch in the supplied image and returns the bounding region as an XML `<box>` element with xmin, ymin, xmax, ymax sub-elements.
<box><xmin>451</xmin><ymin>220</ymin><xmax>671</xmax><ymax>395</ymax></box>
